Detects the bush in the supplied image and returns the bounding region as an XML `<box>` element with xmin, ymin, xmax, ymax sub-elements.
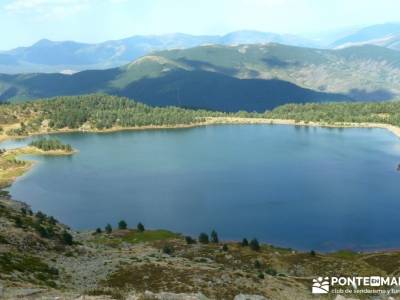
<box><xmin>48</xmin><ymin>216</ymin><xmax>57</xmax><ymax>225</ymax></box>
<box><xmin>95</xmin><ymin>228</ymin><xmax>102</xmax><ymax>234</ymax></box>
<box><xmin>198</xmin><ymin>233</ymin><xmax>209</xmax><ymax>244</ymax></box>
<box><xmin>162</xmin><ymin>245</ymin><xmax>173</xmax><ymax>255</ymax></box>
<box><xmin>222</xmin><ymin>244</ymin><xmax>229</xmax><ymax>251</ymax></box>
<box><xmin>105</xmin><ymin>224</ymin><xmax>112</xmax><ymax>234</ymax></box>
<box><xmin>137</xmin><ymin>222</ymin><xmax>145</xmax><ymax>232</ymax></box>
<box><xmin>34</xmin><ymin>223</ymin><xmax>49</xmax><ymax>238</ymax></box>
<box><xmin>14</xmin><ymin>217</ymin><xmax>23</xmax><ymax>228</ymax></box>
<box><xmin>35</xmin><ymin>211</ymin><xmax>46</xmax><ymax>222</ymax></box>
<box><xmin>258</xmin><ymin>272</ymin><xmax>265</xmax><ymax>279</ymax></box>
<box><xmin>210</xmin><ymin>230</ymin><xmax>219</xmax><ymax>243</ymax></box>
<box><xmin>185</xmin><ymin>236</ymin><xmax>196</xmax><ymax>244</ymax></box>
<box><xmin>310</xmin><ymin>250</ymin><xmax>316</xmax><ymax>256</ymax></box>
<box><xmin>241</xmin><ymin>238</ymin><xmax>249</xmax><ymax>247</ymax></box>
<box><xmin>61</xmin><ymin>231</ymin><xmax>73</xmax><ymax>245</ymax></box>
<box><xmin>118</xmin><ymin>220</ymin><xmax>127</xmax><ymax>230</ymax></box>
<box><xmin>265</xmin><ymin>266</ymin><xmax>277</xmax><ymax>276</ymax></box>
<box><xmin>249</xmin><ymin>238</ymin><xmax>260</xmax><ymax>251</ymax></box>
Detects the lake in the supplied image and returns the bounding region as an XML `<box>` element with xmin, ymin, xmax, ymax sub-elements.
<box><xmin>2</xmin><ymin>125</ymin><xmax>400</xmax><ymax>251</ymax></box>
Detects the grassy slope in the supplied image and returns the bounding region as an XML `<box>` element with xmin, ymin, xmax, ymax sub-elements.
<box><xmin>2</xmin><ymin>195</ymin><xmax>400</xmax><ymax>299</ymax></box>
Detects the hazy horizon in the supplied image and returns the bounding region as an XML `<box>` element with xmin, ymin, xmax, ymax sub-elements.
<box><xmin>1</xmin><ymin>0</ymin><xmax>400</xmax><ymax>50</ymax></box>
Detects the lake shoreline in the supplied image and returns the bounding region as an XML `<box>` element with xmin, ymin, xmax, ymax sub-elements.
<box><xmin>1</xmin><ymin>117</ymin><xmax>399</xmax><ymax>188</ymax></box>
<box><xmin>0</xmin><ymin>146</ymin><xmax>75</xmax><ymax>189</ymax></box>
<box><xmin>1</xmin><ymin>116</ymin><xmax>400</xmax><ymax>144</ymax></box>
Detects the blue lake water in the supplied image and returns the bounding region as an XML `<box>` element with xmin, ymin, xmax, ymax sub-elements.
<box><xmin>2</xmin><ymin>125</ymin><xmax>400</xmax><ymax>251</ymax></box>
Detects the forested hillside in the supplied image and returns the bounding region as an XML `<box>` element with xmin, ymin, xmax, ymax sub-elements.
<box><xmin>266</xmin><ymin>101</ymin><xmax>400</xmax><ymax>126</ymax></box>
<box><xmin>4</xmin><ymin>43</ymin><xmax>400</xmax><ymax>111</ymax></box>
<box><xmin>0</xmin><ymin>94</ymin><xmax>227</xmax><ymax>136</ymax></box>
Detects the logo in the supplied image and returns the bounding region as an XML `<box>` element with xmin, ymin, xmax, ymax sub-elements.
<box><xmin>311</xmin><ymin>276</ymin><xmax>400</xmax><ymax>295</ymax></box>
<box><xmin>312</xmin><ymin>277</ymin><xmax>330</xmax><ymax>294</ymax></box>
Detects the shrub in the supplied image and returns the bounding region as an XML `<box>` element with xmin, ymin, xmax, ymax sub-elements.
<box><xmin>265</xmin><ymin>266</ymin><xmax>277</xmax><ymax>276</ymax></box>
<box><xmin>48</xmin><ymin>216</ymin><xmax>57</xmax><ymax>225</ymax></box>
<box><xmin>137</xmin><ymin>222</ymin><xmax>145</xmax><ymax>232</ymax></box>
<box><xmin>198</xmin><ymin>233</ymin><xmax>209</xmax><ymax>244</ymax></box>
<box><xmin>210</xmin><ymin>230</ymin><xmax>219</xmax><ymax>243</ymax></box>
<box><xmin>35</xmin><ymin>225</ymin><xmax>49</xmax><ymax>238</ymax></box>
<box><xmin>185</xmin><ymin>236</ymin><xmax>196</xmax><ymax>244</ymax></box>
<box><xmin>61</xmin><ymin>231</ymin><xmax>73</xmax><ymax>245</ymax></box>
<box><xmin>35</xmin><ymin>211</ymin><xmax>46</xmax><ymax>222</ymax></box>
<box><xmin>241</xmin><ymin>238</ymin><xmax>249</xmax><ymax>247</ymax></box>
<box><xmin>310</xmin><ymin>250</ymin><xmax>316</xmax><ymax>256</ymax></box>
<box><xmin>14</xmin><ymin>217</ymin><xmax>23</xmax><ymax>228</ymax></box>
<box><xmin>105</xmin><ymin>224</ymin><xmax>112</xmax><ymax>234</ymax></box>
<box><xmin>95</xmin><ymin>228</ymin><xmax>102</xmax><ymax>234</ymax></box>
<box><xmin>118</xmin><ymin>220</ymin><xmax>127</xmax><ymax>230</ymax></box>
<box><xmin>249</xmin><ymin>238</ymin><xmax>260</xmax><ymax>251</ymax></box>
<box><xmin>222</xmin><ymin>244</ymin><xmax>229</xmax><ymax>251</ymax></box>
<box><xmin>258</xmin><ymin>272</ymin><xmax>265</xmax><ymax>279</ymax></box>
<box><xmin>162</xmin><ymin>245</ymin><xmax>173</xmax><ymax>255</ymax></box>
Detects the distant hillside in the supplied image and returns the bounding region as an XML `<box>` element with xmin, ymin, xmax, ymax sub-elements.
<box><xmin>2</xmin><ymin>43</ymin><xmax>400</xmax><ymax>111</ymax></box>
<box><xmin>151</xmin><ymin>43</ymin><xmax>400</xmax><ymax>100</ymax></box>
<box><xmin>331</xmin><ymin>23</ymin><xmax>400</xmax><ymax>50</ymax></box>
<box><xmin>0</xmin><ymin>69</ymin><xmax>345</xmax><ymax>112</ymax></box>
<box><xmin>0</xmin><ymin>31</ymin><xmax>315</xmax><ymax>74</ymax></box>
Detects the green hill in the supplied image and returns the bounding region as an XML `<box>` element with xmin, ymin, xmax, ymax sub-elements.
<box><xmin>1</xmin><ymin>43</ymin><xmax>400</xmax><ymax>111</ymax></box>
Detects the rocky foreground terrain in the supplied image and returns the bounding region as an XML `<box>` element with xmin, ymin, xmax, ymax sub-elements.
<box><xmin>1</xmin><ymin>195</ymin><xmax>400</xmax><ymax>300</ymax></box>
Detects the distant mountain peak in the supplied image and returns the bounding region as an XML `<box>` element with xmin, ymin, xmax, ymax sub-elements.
<box><xmin>33</xmin><ymin>39</ymin><xmax>54</xmax><ymax>46</ymax></box>
<box><xmin>331</xmin><ymin>23</ymin><xmax>400</xmax><ymax>50</ymax></box>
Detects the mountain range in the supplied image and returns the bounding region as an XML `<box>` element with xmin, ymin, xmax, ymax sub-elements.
<box><xmin>1</xmin><ymin>43</ymin><xmax>400</xmax><ymax>112</ymax></box>
<box><xmin>2</xmin><ymin>24</ymin><xmax>400</xmax><ymax>75</ymax></box>
<box><xmin>0</xmin><ymin>31</ymin><xmax>316</xmax><ymax>74</ymax></box>
<box><xmin>331</xmin><ymin>23</ymin><xmax>400</xmax><ymax>50</ymax></box>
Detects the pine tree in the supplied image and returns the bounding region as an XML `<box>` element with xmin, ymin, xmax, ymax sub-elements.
<box><xmin>118</xmin><ymin>220</ymin><xmax>127</xmax><ymax>230</ymax></box>
<box><xmin>198</xmin><ymin>233</ymin><xmax>209</xmax><ymax>244</ymax></box>
<box><xmin>210</xmin><ymin>230</ymin><xmax>219</xmax><ymax>243</ymax></box>
<box><xmin>249</xmin><ymin>238</ymin><xmax>260</xmax><ymax>251</ymax></box>
<box><xmin>137</xmin><ymin>222</ymin><xmax>145</xmax><ymax>232</ymax></box>
<box><xmin>105</xmin><ymin>224</ymin><xmax>112</xmax><ymax>234</ymax></box>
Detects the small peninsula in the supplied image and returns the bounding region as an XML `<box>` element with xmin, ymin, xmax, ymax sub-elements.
<box><xmin>0</xmin><ymin>138</ymin><xmax>75</xmax><ymax>189</ymax></box>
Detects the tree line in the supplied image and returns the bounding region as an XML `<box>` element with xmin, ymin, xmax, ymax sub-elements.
<box><xmin>265</xmin><ymin>101</ymin><xmax>400</xmax><ymax>126</ymax></box>
<box><xmin>30</xmin><ymin>138</ymin><xmax>73</xmax><ymax>152</ymax></box>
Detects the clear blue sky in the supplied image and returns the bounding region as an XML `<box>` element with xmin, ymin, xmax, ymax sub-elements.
<box><xmin>1</xmin><ymin>0</ymin><xmax>400</xmax><ymax>50</ymax></box>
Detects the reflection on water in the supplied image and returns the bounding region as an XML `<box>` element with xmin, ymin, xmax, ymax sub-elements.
<box><xmin>2</xmin><ymin>125</ymin><xmax>400</xmax><ymax>251</ymax></box>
